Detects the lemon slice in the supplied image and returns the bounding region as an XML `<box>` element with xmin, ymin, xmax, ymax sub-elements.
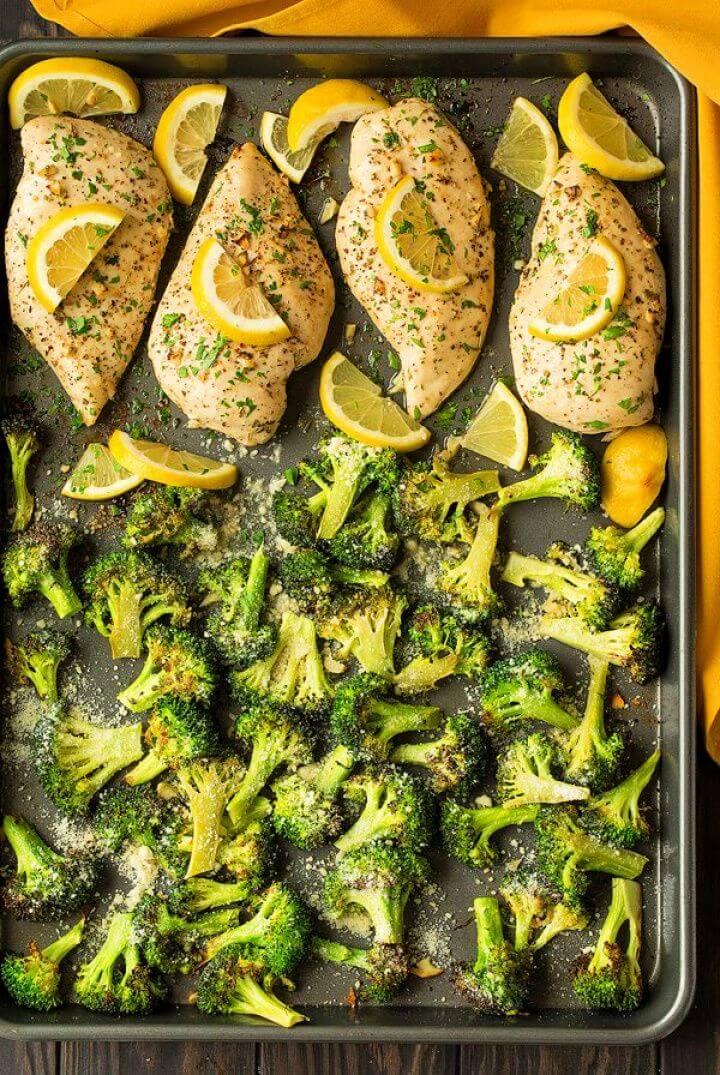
<box><xmin>62</xmin><ymin>443</ymin><xmax>143</xmax><ymax>501</ymax></box>
<box><xmin>260</xmin><ymin>111</ymin><xmax>322</xmax><ymax>183</ymax></box>
<box><xmin>458</xmin><ymin>383</ymin><xmax>528</xmax><ymax>471</ymax></box>
<box><xmin>191</xmin><ymin>237</ymin><xmax>290</xmax><ymax>347</ymax></box>
<box><xmin>9</xmin><ymin>57</ymin><xmax>140</xmax><ymax>130</ymax></box>
<box><xmin>153</xmin><ymin>84</ymin><xmax>226</xmax><ymax>205</ymax></box>
<box><xmin>558</xmin><ymin>73</ymin><xmax>664</xmax><ymax>182</ymax></box>
<box><xmin>491</xmin><ymin>97</ymin><xmax>559</xmax><ymax>196</ymax></box>
<box><xmin>108</xmin><ymin>430</ymin><xmax>238</xmax><ymax>490</ymax></box>
<box><xmin>529</xmin><ymin>235</ymin><xmax>626</xmax><ymax>343</ymax></box>
<box><xmin>27</xmin><ymin>203</ymin><xmax>125</xmax><ymax>313</ymax></box>
<box><xmin>375</xmin><ymin>174</ymin><xmax>468</xmax><ymax>294</ymax></box>
<box><xmin>319</xmin><ymin>351</ymin><xmax>430</xmax><ymax>452</ymax></box>
<box><xmin>286</xmin><ymin>79</ymin><xmax>388</xmax><ymax>152</ymax></box>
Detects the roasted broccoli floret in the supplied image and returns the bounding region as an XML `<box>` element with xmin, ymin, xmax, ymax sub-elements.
<box><xmin>393</xmin><ymin>605</ymin><xmax>491</xmax><ymax>695</ymax></box>
<box><xmin>331</xmin><ymin>672</ymin><xmax>441</xmax><ymax>761</ymax></box>
<box><xmin>439</xmin><ymin>503</ymin><xmax>501</xmax><ymax>619</ymax></box>
<box><xmin>1</xmin><ymin>397</ymin><xmax>41</xmax><ymax>532</ymax></box>
<box><xmin>203</xmin><ymin>883</ymin><xmax>311</xmax><ymax>975</ymax></box>
<box><xmin>535</xmin><ymin>806</ymin><xmax>648</xmax><ymax>909</ymax></box>
<box><xmin>393</xmin><ymin>456</ymin><xmax>501</xmax><ymax>545</ymax></box>
<box><xmin>496</xmin><ymin>734</ymin><xmax>590</xmax><ymax>808</ymax></box>
<box><xmin>562</xmin><ymin>656</ymin><xmax>624</xmax><ymax>790</ymax></box>
<box><xmin>167</xmin><ymin>876</ymin><xmax>255</xmax><ymax>915</ymax></box>
<box><xmin>2</xmin><ymin>522</ymin><xmax>81</xmax><ymax>618</ymax></box>
<box><xmin>585</xmin><ymin>507</ymin><xmax>665</xmax><ymax>591</ymax></box>
<box><xmin>452</xmin><ymin>896</ymin><xmax>531</xmax><ymax>1016</ymax></box>
<box><xmin>271</xmin><ymin>485</ymin><xmax>326</xmax><ymax>547</ymax></box>
<box><xmin>302</xmin><ymin>434</ymin><xmax>399</xmax><ymax>541</ymax></box>
<box><xmin>117</xmin><ymin>624</ymin><xmax>217</xmax><ymax>712</ymax></box>
<box><xmin>1</xmin><ymin>917</ymin><xmax>84</xmax><ymax>1010</ymax></box>
<box><xmin>124</xmin><ymin>696</ymin><xmax>221</xmax><ymax>786</ymax></box>
<box><xmin>216</xmin><ymin>816</ymin><xmax>275</xmax><ymax>891</ymax></box>
<box><xmin>83</xmin><ymin>549</ymin><xmax>190</xmax><ymax>660</ymax></box>
<box><xmin>582</xmin><ymin>751</ymin><xmax>660</xmax><ymax>848</ymax></box>
<box><xmin>196</xmin><ymin>945</ymin><xmax>306</xmax><ymax>1026</ymax></box>
<box><xmin>500</xmin><ymin>867</ymin><xmax>553</xmax><ymax>951</ymax></box>
<box><xmin>496</xmin><ymin>431</ymin><xmax>600</xmax><ymax>512</ymax></box>
<box><xmin>5</xmin><ymin>628</ymin><xmax>70</xmax><ymax>702</ymax></box>
<box><xmin>280</xmin><ymin>547</ymin><xmax>387</xmax><ymax>613</ymax></box>
<box><xmin>94</xmin><ymin>783</ymin><xmax>167</xmax><ymax>851</ymax></box>
<box><xmin>271</xmin><ymin>743</ymin><xmax>355</xmax><ymax>849</ymax></box>
<box><xmin>198</xmin><ymin>545</ymin><xmax>277</xmax><ymax>668</ymax></box>
<box><xmin>478</xmin><ymin>650</ymin><xmax>579</xmax><ymax>732</ymax></box>
<box><xmin>540</xmin><ymin>600</ymin><xmax>664</xmax><ymax>685</ymax></box>
<box><xmin>34</xmin><ymin>706</ymin><xmax>144</xmax><ymax>814</ymax></box>
<box><xmin>1</xmin><ymin>815</ymin><xmax>100</xmax><ymax>919</ymax></box>
<box><xmin>133</xmin><ymin>888</ymin><xmax>239</xmax><ymax>975</ymax></box>
<box><xmin>502</xmin><ymin>545</ymin><xmax>621</xmax><ymax>629</ymax></box>
<box><xmin>175</xmin><ymin>756</ymin><xmax>242</xmax><ymax>877</ymax></box>
<box><xmin>317</xmin><ymin>586</ymin><xmax>406</xmax><ymax>678</ymax></box>
<box><xmin>327</xmin><ymin>490</ymin><xmax>400</xmax><ymax>570</ymax></box>
<box><xmin>390</xmin><ymin>711</ymin><xmax>489</xmax><ymax>795</ymax></box>
<box><xmin>311</xmin><ymin>936</ymin><xmax>409</xmax><ymax>1002</ymax></box>
<box><xmin>323</xmin><ymin>843</ymin><xmax>429</xmax><ymax>944</ymax></box>
<box><xmin>231</xmin><ymin>609</ymin><xmax>332</xmax><ymax>713</ymax></box>
<box><xmin>440</xmin><ymin>800</ymin><xmax>539</xmax><ymax>869</ymax></box>
<box><xmin>335</xmin><ymin>766</ymin><xmax>433</xmax><ymax>853</ymax></box>
<box><xmin>123</xmin><ymin>485</ymin><xmax>217</xmax><ymax>557</ymax></box>
<box><xmin>573</xmin><ymin>878</ymin><xmax>643</xmax><ymax>1011</ymax></box>
<box><xmin>74</xmin><ymin>909</ymin><xmax>168</xmax><ymax>1014</ymax></box>
<box><xmin>531</xmin><ymin>899</ymin><xmax>589</xmax><ymax>950</ymax></box>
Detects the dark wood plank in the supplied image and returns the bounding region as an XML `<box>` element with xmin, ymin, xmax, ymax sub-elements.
<box><xmin>60</xmin><ymin>1041</ymin><xmax>257</xmax><ymax>1075</ymax></box>
<box><xmin>0</xmin><ymin>1041</ymin><xmax>57</xmax><ymax>1075</ymax></box>
<box><xmin>459</xmin><ymin>1044</ymin><xmax>655</xmax><ymax>1075</ymax></box>
<box><xmin>259</xmin><ymin>1043</ymin><xmax>456</xmax><ymax>1075</ymax></box>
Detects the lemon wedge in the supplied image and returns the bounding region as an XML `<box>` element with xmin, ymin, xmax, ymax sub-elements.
<box><xmin>529</xmin><ymin>235</ymin><xmax>626</xmax><ymax>343</ymax></box>
<box><xmin>491</xmin><ymin>97</ymin><xmax>559</xmax><ymax>196</ymax></box>
<box><xmin>458</xmin><ymin>383</ymin><xmax>528</xmax><ymax>471</ymax></box>
<box><xmin>191</xmin><ymin>237</ymin><xmax>290</xmax><ymax>347</ymax></box>
<box><xmin>108</xmin><ymin>431</ymin><xmax>238</xmax><ymax>490</ymax></box>
<box><xmin>9</xmin><ymin>57</ymin><xmax>140</xmax><ymax>129</ymax></box>
<box><xmin>375</xmin><ymin>174</ymin><xmax>467</xmax><ymax>294</ymax></box>
<box><xmin>153</xmin><ymin>84</ymin><xmax>226</xmax><ymax>205</ymax></box>
<box><xmin>62</xmin><ymin>443</ymin><xmax>143</xmax><ymax>501</ymax></box>
<box><xmin>558</xmin><ymin>73</ymin><xmax>664</xmax><ymax>182</ymax></box>
<box><xmin>260</xmin><ymin>111</ymin><xmax>321</xmax><ymax>183</ymax></box>
<box><xmin>27</xmin><ymin>203</ymin><xmax>125</xmax><ymax>314</ymax></box>
<box><xmin>319</xmin><ymin>351</ymin><xmax>430</xmax><ymax>452</ymax></box>
<box><xmin>286</xmin><ymin>79</ymin><xmax>387</xmax><ymax>152</ymax></box>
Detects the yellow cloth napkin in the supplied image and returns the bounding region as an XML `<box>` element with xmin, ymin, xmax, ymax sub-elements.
<box><xmin>30</xmin><ymin>0</ymin><xmax>719</xmax><ymax>756</ymax></box>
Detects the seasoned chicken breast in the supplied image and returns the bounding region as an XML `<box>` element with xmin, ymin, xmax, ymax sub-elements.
<box><xmin>148</xmin><ymin>143</ymin><xmax>334</xmax><ymax>446</ymax></box>
<box><xmin>336</xmin><ymin>99</ymin><xmax>494</xmax><ymax>418</ymax></box>
<box><xmin>510</xmin><ymin>153</ymin><xmax>666</xmax><ymax>433</ymax></box>
<box><xmin>6</xmin><ymin>116</ymin><xmax>172</xmax><ymax>424</ymax></box>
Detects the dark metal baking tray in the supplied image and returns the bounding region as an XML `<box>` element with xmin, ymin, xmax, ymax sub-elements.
<box><xmin>0</xmin><ymin>36</ymin><xmax>695</xmax><ymax>1045</ymax></box>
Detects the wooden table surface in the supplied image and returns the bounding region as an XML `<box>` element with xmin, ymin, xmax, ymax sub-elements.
<box><xmin>0</xmin><ymin>3</ymin><xmax>707</xmax><ymax>1071</ymax></box>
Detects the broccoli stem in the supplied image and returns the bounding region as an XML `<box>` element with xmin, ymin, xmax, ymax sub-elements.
<box><xmin>316</xmin><ymin>470</ymin><xmax>358</xmax><ymax>540</ymax></box>
<box><xmin>502</xmin><ymin>552</ymin><xmax>593</xmax><ymax>606</ymax></box>
<box><xmin>315</xmin><ymin>745</ymin><xmax>355</xmax><ymax>796</ymax></box>
<box><xmin>588</xmin><ymin>878</ymin><xmax>642</xmax><ymax>976</ymax></box>
<box><xmin>3</xmin><ymin>816</ymin><xmax>56</xmax><ymax>883</ymax></box>
<box><xmin>334</xmin><ymin>780</ymin><xmax>390</xmax><ymax>852</ymax></box>
<box><xmin>390</xmin><ymin>738</ymin><xmax>441</xmax><ymax>768</ymax></box>
<box><xmin>348</xmin><ymin>888</ymin><xmax>407</xmax><ymax>944</ymax></box>
<box><xmin>623</xmin><ymin>508</ymin><xmax>666</xmax><ymax>554</ymax></box>
<box><xmin>226</xmin><ymin>737</ymin><xmax>280</xmax><ymax>831</ymax></box>
<box><xmin>369</xmin><ymin>698</ymin><xmax>442</xmax><ymax>747</ymax></box>
<box><xmin>540</xmin><ymin>616</ymin><xmax>633</xmax><ymax>668</ymax></box>
<box><xmin>226</xmin><ymin>975</ymin><xmax>306</xmax><ymax>1027</ymax></box>
<box><xmin>573</xmin><ymin>831</ymin><xmax>647</xmax><ymax>879</ymax></box>
<box><xmin>393</xmin><ymin>652</ymin><xmax>459</xmax><ymax>695</ymax></box>
<box><xmin>10</xmin><ymin>444</ymin><xmax>35</xmax><ymax>532</ymax></box>
<box><xmin>473</xmin><ymin>896</ymin><xmax>505</xmax><ymax>965</ymax></box>
<box><xmin>590</xmin><ymin>750</ymin><xmax>660</xmax><ymax>827</ymax></box>
<box><xmin>77</xmin><ymin>911</ymin><xmax>133</xmax><ymax>997</ymax></box>
<box><xmin>39</xmin><ymin>571</ymin><xmax>81</xmax><ymax>619</ymax></box>
<box><xmin>117</xmin><ymin>660</ymin><xmax>162</xmax><ymax>712</ymax></box>
<box><xmin>105</xmin><ymin>580</ymin><xmax>145</xmax><ymax>659</ymax></box>
<box><xmin>179</xmin><ymin>879</ymin><xmax>251</xmax><ymax>913</ymax></box>
<box><xmin>239</xmin><ymin>544</ymin><xmax>270</xmax><ymax>631</ymax></box>
<box><xmin>311</xmin><ymin>936</ymin><xmax>370</xmax><ymax>970</ymax></box>
<box><xmin>564</xmin><ymin>656</ymin><xmax>611</xmax><ymax>780</ymax></box>
<box><xmin>43</xmin><ymin>917</ymin><xmax>85</xmax><ymax>965</ymax></box>
<box><xmin>124</xmin><ymin>749</ymin><xmax>168</xmax><ymax>787</ymax></box>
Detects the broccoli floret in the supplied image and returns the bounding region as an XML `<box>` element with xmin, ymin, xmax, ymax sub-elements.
<box><xmin>1</xmin><ymin>397</ymin><xmax>41</xmax><ymax>532</ymax></box>
<box><xmin>175</xmin><ymin>756</ymin><xmax>242</xmax><ymax>877</ymax></box>
<box><xmin>393</xmin><ymin>605</ymin><xmax>491</xmax><ymax>695</ymax></box>
<box><xmin>203</xmin><ymin>883</ymin><xmax>311</xmax><ymax>975</ymax></box>
<box><xmin>331</xmin><ymin>672</ymin><xmax>442</xmax><ymax>761</ymax></box>
<box><xmin>133</xmin><ymin>889</ymin><xmax>239</xmax><ymax>975</ymax></box>
<box><xmin>327</xmin><ymin>490</ymin><xmax>400</xmax><ymax>570</ymax></box>
<box><xmin>502</xmin><ymin>544</ymin><xmax>621</xmax><ymax>629</ymax></box>
<box><xmin>390</xmin><ymin>711</ymin><xmax>489</xmax><ymax>795</ymax></box>
<box><xmin>311</xmin><ymin>936</ymin><xmax>409</xmax><ymax>1002</ymax></box>
<box><xmin>196</xmin><ymin>945</ymin><xmax>306</xmax><ymax>1026</ymax></box>
<box><xmin>452</xmin><ymin>896</ymin><xmax>531</xmax><ymax>1015</ymax></box>
<box><xmin>582</xmin><ymin>750</ymin><xmax>660</xmax><ymax>848</ymax></box>
<box><xmin>271</xmin><ymin>486</ymin><xmax>326</xmax><ymax>547</ymax></box>
<box><xmin>83</xmin><ymin>549</ymin><xmax>190</xmax><ymax>660</ymax></box>
<box><xmin>440</xmin><ymin>800</ymin><xmax>539</xmax><ymax>868</ymax></box>
<box><xmin>499</xmin><ymin>867</ymin><xmax>590</xmax><ymax>951</ymax></box>
<box><xmin>323</xmin><ymin>843</ymin><xmax>429</xmax><ymax>945</ymax></box>
<box><xmin>123</xmin><ymin>485</ymin><xmax>217</xmax><ymax>557</ymax></box>
<box><xmin>317</xmin><ymin>586</ymin><xmax>406</xmax><ymax>678</ymax></box>
<box><xmin>439</xmin><ymin>503</ymin><xmax>501</xmax><ymax>619</ymax></box>
<box><xmin>303</xmin><ymin>434</ymin><xmax>399</xmax><ymax>541</ymax></box>
<box><xmin>1</xmin><ymin>917</ymin><xmax>84</xmax><ymax>1010</ymax></box>
<box><xmin>1</xmin><ymin>815</ymin><xmax>100</xmax><ymax>919</ymax></box>
<box><xmin>478</xmin><ymin>650</ymin><xmax>579</xmax><ymax>733</ymax></box>
<box><xmin>272</xmin><ymin>743</ymin><xmax>355</xmax><ymax>849</ymax></box>
<box><xmin>531</xmin><ymin>899</ymin><xmax>589</xmax><ymax>950</ymax></box>
<box><xmin>535</xmin><ymin>806</ymin><xmax>648</xmax><ymax>909</ymax></box>
<box><xmin>74</xmin><ymin>909</ymin><xmax>168</xmax><ymax>1014</ymax></box>
<box><xmin>335</xmin><ymin>766</ymin><xmax>433</xmax><ymax>853</ymax></box>
<box><xmin>540</xmin><ymin>600</ymin><xmax>664</xmax><ymax>685</ymax></box>
<box><xmin>5</xmin><ymin>628</ymin><xmax>70</xmax><ymax>702</ymax></box>
<box><xmin>217</xmin><ymin>816</ymin><xmax>275</xmax><ymax>891</ymax></box>
<box><xmin>496</xmin><ymin>734</ymin><xmax>590</xmax><ymax>808</ymax></box>
<box><xmin>573</xmin><ymin>878</ymin><xmax>643</xmax><ymax>1011</ymax></box>
<box><xmin>585</xmin><ymin>507</ymin><xmax>665</xmax><ymax>591</ymax></box>
<box><xmin>117</xmin><ymin>624</ymin><xmax>217</xmax><ymax>712</ymax></box>
<box><xmin>280</xmin><ymin>547</ymin><xmax>388</xmax><ymax>612</ymax></box>
<box><xmin>34</xmin><ymin>705</ymin><xmax>144</xmax><ymax>814</ymax></box>
<box><xmin>199</xmin><ymin>545</ymin><xmax>277</xmax><ymax>668</ymax></box>
<box><xmin>124</xmin><ymin>696</ymin><xmax>221</xmax><ymax>786</ymax></box>
<box><xmin>562</xmin><ymin>657</ymin><xmax>624</xmax><ymax>791</ymax></box>
<box><xmin>2</xmin><ymin>522</ymin><xmax>82</xmax><ymax>618</ymax></box>
<box><xmin>497</xmin><ymin>431</ymin><xmax>600</xmax><ymax>512</ymax></box>
<box><xmin>94</xmin><ymin>784</ymin><xmax>164</xmax><ymax>850</ymax></box>
<box><xmin>231</xmin><ymin>609</ymin><xmax>332</xmax><ymax>713</ymax></box>
<box><xmin>392</xmin><ymin>456</ymin><xmax>500</xmax><ymax>545</ymax></box>
<box><xmin>167</xmin><ymin>876</ymin><xmax>255</xmax><ymax>915</ymax></box>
